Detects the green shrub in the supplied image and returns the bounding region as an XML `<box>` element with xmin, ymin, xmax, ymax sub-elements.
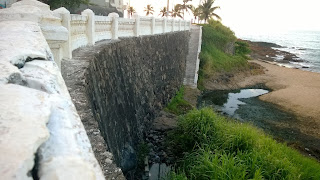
<box><xmin>199</xmin><ymin>21</ymin><xmax>250</xmax><ymax>88</ymax></box>
<box><xmin>137</xmin><ymin>142</ymin><xmax>149</xmax><ymax>169</ymax></box>
<box><xmin>235</xmin><ymin>41</ymin><xmax>251</xmax><ymax>57</ymax></box>
<box><xmin>169</xmin><ymin>108</ymin><xmax>320</xmax><ymax>180</ymax></box>
<box><xmin>165</xmin><ymin>86</ymin><xmax>193</xmax><ymax>115</ymax></box>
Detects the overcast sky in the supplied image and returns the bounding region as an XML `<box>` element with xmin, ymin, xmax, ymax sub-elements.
<box><xmin>124</xmin><ymin>0</ymin><xmax>320</xmax><ymax>34</ymax></box>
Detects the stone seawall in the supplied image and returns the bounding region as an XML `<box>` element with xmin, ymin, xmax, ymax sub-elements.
<box><xmin>85</xmin><ymin>31</ymin><xmax>189</xmax><ymax>172</ymax></box>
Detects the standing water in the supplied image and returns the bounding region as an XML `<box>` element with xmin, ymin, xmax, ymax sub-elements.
<box><xmin>199</xmin><ymin>88</ymin><xmax>269</xmax><ymax>118</ymax></box>
<box><xmin>220</xmin><ymin>89</ymin><xmax>268</xmax><ymax>116</ymax></box>
<box><xmin>199</xmin><ymin>88</ymin><xmax>320</xmax><ymax>158</ymax></box>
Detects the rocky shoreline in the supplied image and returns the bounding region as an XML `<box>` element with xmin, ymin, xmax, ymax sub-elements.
<box><xmin>241</xmin><ymin>39</ymin><xmax>313</xmax><ymax>69</ymax></box>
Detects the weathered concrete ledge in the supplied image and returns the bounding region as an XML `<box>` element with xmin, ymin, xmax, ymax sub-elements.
<box><xmin>0</xmin><ymin>20</ymin><xmax>104</xmax><ymax>180</ymax></box>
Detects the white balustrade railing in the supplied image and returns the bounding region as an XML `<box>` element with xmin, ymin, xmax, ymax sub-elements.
<box><xmin>55</xmin><ymin>9</ymin><xmax>191</xmax><ymax>59</ymax></box>
<box><xmin>70</xmin><ymin>14</ymin><xmax>88</xmax><ymax>51</ymax></box>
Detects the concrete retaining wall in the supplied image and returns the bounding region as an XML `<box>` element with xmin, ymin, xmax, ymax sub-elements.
<box><xmin>85</xmin><ymin>32</ymin><xmax>190</xmax><ymax>172</ymax></box>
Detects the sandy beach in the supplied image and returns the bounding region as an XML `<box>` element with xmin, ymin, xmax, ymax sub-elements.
<box><xmin>202</xmin><ymin>59</ymin><xmax>320</xmax><ymax>158</ymax></box>
<box><xmin>239</xmin><ymin>60</ymin><xmax>320</xmax><ymax>142</ymax></box>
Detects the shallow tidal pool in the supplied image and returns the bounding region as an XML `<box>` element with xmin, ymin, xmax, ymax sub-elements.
<box><xmin>198</xmin><ymin>87</ymin><xmax>308</xmax><ymax>143</ymax></box>
<box><xmin>198</xmin><ymin>87</ymin><xmax>320</xmax><ymax>159</ymax></box>
<box><xmin>208</xmin><ymin>89</ymin><xmax>269</xmax><ymax>117</ymax></box>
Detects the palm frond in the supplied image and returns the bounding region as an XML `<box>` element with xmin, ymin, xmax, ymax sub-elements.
<box><xmin>211</xmin><ymin>13</ymin><xmax>221</xmax><ymax>20</ymax></box>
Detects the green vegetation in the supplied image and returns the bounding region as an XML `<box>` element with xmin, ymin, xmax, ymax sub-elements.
<box><xmin>127</xmin><ymin>6</ymin><xmax>136</xmax><ymax>18</ymax></box>
<box><xmin>159</xmin><ymin>7</ymin><xmax>167</xmax><ymax>17</ymax></box>
<box><xmin>137</xmin><ymin>142</ymin><xmax>149</xmax><ymax>169</ymax></box>
<box><xmin>198</xmin><ymin>0</ymin><xmax>221</xmax><ymax>22</ymax></box>
<box><xmin>168</xmin><ymin>108</ymin><xmax>320</xmax><ymax>180</ymax></box>
<box><xmin>171</xmin><ymin>4</ymin><xmax>183</xmax><ymax>19</ymax></box>
<box><xmin>144</xmin><ymin>4</ymin><xmax>154</xmax><ymax>16</ymax></box>
<box><xmin>178</xmin><ymin>0</ymin><xmax>193</xmax><ymax>19</ymax></box>
<box><xmin>235</xmin><ymin>40</ymin><xmax>251</xmax><ymax>58</ymax></box>
<box><xmin>198</xmin><ymin>20</ymin><xmax>251</xmax><ymax>88</ymax></box>
<box><xmin>165</xmin><ymin>86</ymin><xmax>193</xmax><ymax>115</ymax></box>
<box><xmin>191</xmin><ymin>6</ymin><xmax>201</xmax><ymax>24</ymax></box>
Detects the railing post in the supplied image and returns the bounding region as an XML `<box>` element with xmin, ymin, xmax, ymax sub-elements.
<box><xmin>172</xmin><ymin>19</ymin><xmax>174</xmax><ymax>32</ymax></box>
<box><xmin>189</xmin><ymin>20</ymin><xmax>191</xmax><ymax>30</ymax></box>
<box><xmin>133</xmin><ymin>13</ymin><xmax>140</xmax><ymax>36</ymax></box>
<box><xmin>81</xmin><ymin>9</ymin><xmax>95</xmax><ymax>45</ymax></box>
<box><xmin>184</xmin><ymin>20</ymin><xmax>187</xmax><ymax>30</ymax></box>
<box><xmin>108</xmin><ymin>13</ymin><xmax>119</xmax><ymax>39</ymax></box>
<box><xmin>179</xmin><ymin>19</ymin><xmax>182</xmax><ymax>31</ymax></box>
<box><xmin>151</xmin><ymin>17</ymin><xmax>155</xmax><ymax>35</ymax></box>
<box><xmin>53</xmin><ymin>7</ymin><xmax>72</xmax><ymax>59</ymax></box>
<box><xmin>162</xmin><ymin>17</ymin><xmax>167</xmax><ymax>33</ymax></box>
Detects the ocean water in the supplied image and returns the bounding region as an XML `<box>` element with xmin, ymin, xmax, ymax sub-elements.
<box><xmin>237</xmin><ymin>30</ymin><xmax>320</xmax><ymax>72</ymax></box>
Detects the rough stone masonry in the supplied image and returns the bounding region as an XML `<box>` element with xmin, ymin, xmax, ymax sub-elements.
<box><xmin>85</xmin><ymin>31</ymin><xmax>190</xmax><ymax>172</ymax></box>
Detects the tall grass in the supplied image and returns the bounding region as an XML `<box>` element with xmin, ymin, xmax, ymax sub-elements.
<box><xmin>169</xmin><ymin>108</ymin><xmax>320</xmax><ymax>180</ymax></box>
<box><xmin>199</xmin><ymin>20</ymin><xmax>250</xmax><ymax>88</ymax></box>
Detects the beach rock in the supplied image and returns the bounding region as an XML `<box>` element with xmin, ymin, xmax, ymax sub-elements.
<box><xmin>283</xmin><ymin>55</ymin><xmax>293</xmax><ymax>61</ymax></box>
<box><xmin>0</xmin><ymin>84</ymin><xmax>51</xmax><ymax>180</ymax></box>
<box><xmin>255</xmin><ymin>41</ymin><xmax>282</xmax><ymax>48</ymax></box>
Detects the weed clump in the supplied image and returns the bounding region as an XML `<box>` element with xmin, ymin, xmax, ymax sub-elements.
<box><xmin>165</xmin><ymin>86</ymin><xmax>193</xmax><ymax>115</ymax></box>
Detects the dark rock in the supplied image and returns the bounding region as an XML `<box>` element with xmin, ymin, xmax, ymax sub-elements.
<box><xmin>283</xmin><ymin>55</ymin><xmax>293</xmax><ymax>61</ymax></box>
<box><xmin>225</xmin><ymin>42</ymin><xmax>235</xmax><ymax>55</ymax></box>
<box><xmin>254</xmin><ymin>41</ymin><xmax>283</xmax><ymax>48</ymax></box>
<box><xmin>120</xmin><ymin>144</ymin><xmax>137</xmax><ymax>173</ymax></box>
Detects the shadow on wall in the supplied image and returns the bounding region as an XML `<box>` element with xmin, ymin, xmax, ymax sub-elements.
<box><xmin>85</xmin><ymin>31</ymin><xmax>190</xmax><ymax>174</ymax></box>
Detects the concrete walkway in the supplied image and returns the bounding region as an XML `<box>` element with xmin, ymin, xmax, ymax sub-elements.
<box><xmin>184</xmin><ymin>25</ymin><xmax>202</xmax><ymax>88</ymax></box>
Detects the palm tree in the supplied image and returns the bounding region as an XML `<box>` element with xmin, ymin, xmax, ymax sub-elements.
<box><xmin>159</xmin><ymin>7</ymin><xmax>167</xmax><ymax>17</ymax></box>
<box><xmin>127</xmin><ymin>6</ymin><xmax>135</xmax><ymax>18</ymax></box>
<box><xmin>191</xmin><ymin>6</ymin><xmax>201</xmax><ymax>23</ymax></box>
<box><xmin>171</xmin><ymin>4</ymin><xmax>183</xmax><ymax>19</ymax></box>
<box><xmin>199</xmin><ymin>0</ymin><xmax>221</xmax><ymax>23</ymax></box>
<box><xmin>144</xmin><ymin>4</ymin><xmax>154</xmax><ymax>16</ymax></box>
<box><xmin>179</xmin><ymin>0</ymin><xmax>193</xmax><ymax>19</ymax></box>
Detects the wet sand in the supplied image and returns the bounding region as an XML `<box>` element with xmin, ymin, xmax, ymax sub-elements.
<box><xmin>239</xmin><ymin>60</ymin><xmax>320</xmax><ymax>140</ymax></box>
